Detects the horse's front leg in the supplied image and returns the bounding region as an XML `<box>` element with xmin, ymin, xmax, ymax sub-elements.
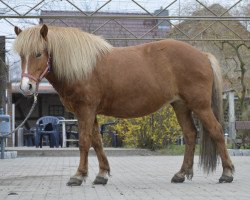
<box><xmin>67</xmin><ymin>108</ymin><xmax>95</xmax><ymax>186</ymax></box>
<box><xmin>92</xmin><ymin>118</ymin><xmax>110</xmax><ymax>185</ymax></box>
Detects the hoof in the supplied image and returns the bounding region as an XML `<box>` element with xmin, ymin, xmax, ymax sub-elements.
<box><xmin>219</xmin><ymin>175</ymin><xmax>233</xmax><ymax>183</ymax></box>
<box><xmin>67</xmin><ymin>176</ymin><xmax>84</xmax><ymax>186</ymax></box>
<box><xmin>93</xmin><ymin>176</ymin><xmax>108</xmax><ymax>185</ymax></box>
<box><xmin>171</xmin><ymin>175</ymin><xmax>185</xmax><ymax>183</ymax></box>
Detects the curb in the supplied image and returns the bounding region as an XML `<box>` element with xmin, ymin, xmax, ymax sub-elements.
<box><xmin>228</xmin><ymin>149</ymin><xmax>250</xmax><ymax>156</ymax></box>
<box><xmin>4</xmin><ymin>147</ymin><xmax>250</xmax><ymax>157</ymax></box>
<box><xmin>5</xmin><ymin>147</ymin><xmax>154</xmax><ymax>157</ymax></box>
<box><xmin>1</xmin><ymin>151</ymin><xmax>17</xmax><ymax>159</ymax></box>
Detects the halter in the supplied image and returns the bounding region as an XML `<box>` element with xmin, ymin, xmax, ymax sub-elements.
<box><xmin>21</xmin><ymin>56</ymin><xmax>52</xmax><ymax>90</ymax></box>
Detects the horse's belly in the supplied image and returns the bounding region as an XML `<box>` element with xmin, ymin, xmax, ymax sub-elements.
<box><xmin>99</xmin><ymin>94</ymin><xmax>178</xmax><ymax>118</ymax></box>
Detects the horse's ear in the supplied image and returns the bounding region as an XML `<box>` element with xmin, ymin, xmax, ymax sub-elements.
<box><xmin>40</xmin><ymin>24</ymin><xmax>48</xmax><ymax>40</ymax></box>
<box><xmin>14</xmin><ymin>26</ymin><xmax>22</xmax><ymax>36</ymax></box>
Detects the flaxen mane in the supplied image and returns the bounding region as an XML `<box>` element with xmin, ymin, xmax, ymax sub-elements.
<box><xmin>13</xmin><ymin>25</ymin><xmax>113</xmax><ymax>82</ymax></box>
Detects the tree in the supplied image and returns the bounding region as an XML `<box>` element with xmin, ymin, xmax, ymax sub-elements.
<box><xmin>216</xmin><ymin>41</ymin><xmax>250</xmax><ymax>112</ymax></box>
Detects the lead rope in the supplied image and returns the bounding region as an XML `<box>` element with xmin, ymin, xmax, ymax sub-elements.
<box><xmin>1</xmin><ymin>93</ymin><xmax>38</xmax><ymax>137</ymax></box>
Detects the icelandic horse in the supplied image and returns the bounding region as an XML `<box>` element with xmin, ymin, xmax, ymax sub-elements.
<box><xmin>13</xmin><ymin>25</ymin><xmax>234</xmax><ymax>185</ymax></box>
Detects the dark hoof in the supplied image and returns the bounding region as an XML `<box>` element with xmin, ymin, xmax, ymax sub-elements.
<box><xmin>67</xmin><ymin>177</ymin><xmax>84</xmax><ymax>186</ymax></box>
<box><xmin>219</xmin><ymin>175</ymin><xmax>233</xmax><ymax>183</ymax></box>
<box><xmin>171</xmin><ymin>175</ymin><xmax>185</xmax><ymax>183</ymax></box>
<box><xmin>93</xmin><ymin>176</ymin><xmax>108</xmax><ymax>185</ymax></box>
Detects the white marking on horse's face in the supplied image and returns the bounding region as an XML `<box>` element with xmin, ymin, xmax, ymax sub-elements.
<box><xmin>20</xmin><ymin>55</ymin><xmax>36</xmax><ymax>95</ymax></box>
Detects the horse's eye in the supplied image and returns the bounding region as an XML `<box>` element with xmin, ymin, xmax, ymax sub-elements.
<box><xmin>36</xmin><ymin>53</ymin><xmax>42</xmax><ymax>58</ymax></box>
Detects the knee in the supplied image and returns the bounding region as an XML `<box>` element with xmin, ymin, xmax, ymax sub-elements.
<box><xmin>92</xmin><ymin>133</ymin><xmax>103</xmax><ymax>147</ymax></box>
<box><xmin>79</xmin><ymin>139</ymin><xmax>91</xmax><ymax>151</ymax></box>
<box><xmin>79</xmin><ymin>144</ymin><xmax>90</xmax><ymax>152</ymax></box>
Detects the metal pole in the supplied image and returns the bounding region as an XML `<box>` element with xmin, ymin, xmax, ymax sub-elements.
<box><xmin>0</xmin><ymin>36</ymin><xmax>6</xmax><ymax>112</ymax></box>
<box><xmin>178</xmin><ymin>0</ymin><xmax>181</xmax><ymax>25</ymax></box>
<box><xmin>1</xmin><ymin>137</ymin><xmax>5</xmax><ymax>159</ymax></box>
<box><xmin>228</xmin><ymin>91</ymin><xmax>236</xmax><ymax>139</ymax></box>
<box><xmin>225</xmin><ymin>133</ymin><xmax>228</xmax><ymax>145</ymax></box>
<box><xmin>5</xmin><ymin>89</ymin><xmax>7</xmax><ymax>114</ymax></box>
<box><xmin>0</xmin><ymin>14</ymin><xmax>250</xmax><ymax>20</ymax></box>
<box><xmin>62</xmin><ymin>121</ymin><xmax>66</xmax><ymax>148</ymax></box>
<box><xmin>5</xmin><ymin>89</ymin><xmax>8</xmax><ymax>146</ymax></box>
<box><xmin>12</xmin><ymin>103</ymin><xmax>15</xmax><ymax>147</ymax></box>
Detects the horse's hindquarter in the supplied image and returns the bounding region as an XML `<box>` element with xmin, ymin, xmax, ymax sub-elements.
<box><xmin>165</xmin><ymin>40</ymin><xmax>214</xmax><ymax>108</ymax></box>
<box><xmin>96</xmin><ymin>42</ymin><xmax>179</xmax><ymax>118</ymax></box>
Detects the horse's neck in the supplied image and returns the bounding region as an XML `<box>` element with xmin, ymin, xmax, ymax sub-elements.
<box><xmin>45</xmin><ymin>72</ymin><xmax>67</xmax><ymax>96</ymax></box>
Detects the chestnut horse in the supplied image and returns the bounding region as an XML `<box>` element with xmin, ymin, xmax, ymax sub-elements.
<box><xmin>13</xmin><ymin>25</ymin><xmax>234</xmax><ymax>185</ymax></box>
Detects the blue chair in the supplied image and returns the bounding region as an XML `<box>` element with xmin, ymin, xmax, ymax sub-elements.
<box><xmin>35</xmin><ymin>116</ymin><xmax>61</xmax><ymax>148</ymax></box>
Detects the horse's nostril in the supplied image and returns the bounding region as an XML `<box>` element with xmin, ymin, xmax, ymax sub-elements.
<box><xmin>28</xmin><ymin>84</ymin><xmax>32</xmax><ymax>91</ymax></box>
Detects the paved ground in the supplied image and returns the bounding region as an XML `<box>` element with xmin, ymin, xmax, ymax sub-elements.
<box><xmin>0</xmin><ymin>156</ymin><xmax>249</xmax><ymax>200</ymax></box>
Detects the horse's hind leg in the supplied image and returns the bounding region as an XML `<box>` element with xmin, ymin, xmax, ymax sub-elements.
<box><xmin>92</xmin><ymin>118</ymin><xmax>110</xmax><ymax>185</ymax></box>
<box><xmin>195</xmin><ymin>108</ymin><xmax>234</xmax><ymax>183</ymax></box>
<box><xmin>171</xmin><ymin>101</ymin><xmax>197</xmax><ymax>183</ymax></box>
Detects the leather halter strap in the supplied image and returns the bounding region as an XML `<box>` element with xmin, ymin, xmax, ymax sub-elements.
<box><xmin>21</xmin><ymin>56</ymin><xmax>52</xmax><ymax>84</ymax></box>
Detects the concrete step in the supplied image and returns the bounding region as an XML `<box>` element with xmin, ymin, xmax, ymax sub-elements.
<box><xmin>5</xmin><ymin>147</ymin><xmax>154</xmax><ymax>157</ymax></box>
<box><xmin>0</xmin><ymin>151</ymin><xmax>17</xmax><ymax>159</ymax></box>
<box><xmin>228</xmin><ymin>149</ymin><xmax>250</xmax><ymax>156</ymax></box>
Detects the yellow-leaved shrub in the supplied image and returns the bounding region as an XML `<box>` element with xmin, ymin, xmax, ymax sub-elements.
<box><xmin>97</xmin><ymin>105</ymin><xmax>182</xmax><ymax>150</ymax></box>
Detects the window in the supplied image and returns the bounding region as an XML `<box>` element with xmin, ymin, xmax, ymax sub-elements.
<box><xmin>48</xmin><ymin>105</ymin><xmax>64</xmax><ymax>116</ymax></box>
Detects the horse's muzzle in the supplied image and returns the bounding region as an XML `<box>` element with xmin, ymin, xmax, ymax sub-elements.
<box><xmin>19</xmin><ymin>78</ymin><xmax>36</xmax><ymax>96</ymax></box>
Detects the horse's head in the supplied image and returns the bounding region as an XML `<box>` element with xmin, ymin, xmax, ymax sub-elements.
<box><xmin>14</xmin><ymin>25</ymin><xmax>51</xmax><ymax>96</ymax></box>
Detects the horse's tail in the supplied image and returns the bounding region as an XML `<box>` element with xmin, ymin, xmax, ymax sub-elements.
<box><xmin>199</xmin><ymin>53</ymin><xmax>223</xmax><ymax>173</ymax></box>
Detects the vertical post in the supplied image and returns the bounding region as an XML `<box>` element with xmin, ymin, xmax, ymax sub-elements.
<box><xmin>6</xmin><ymin>83</ymin><xmax>12</xmax><ymax>147</ymax></box>
<box><xmin>12</xmin><ymin>103</ymin><xmax>15</xmax><ymax>147</ymax></box>
<box><xmin>1</xmin><ymin>137</ymin><xmax>5</xmax><ymax>159</ymax></box>
<box><xmin>178</xmin><ymin>0</ymin><xmax>181</xmax><ymax>25</ymax></box>
<box><xmin>0</xmin><ymin>36</ymin><xmax>6</xmax><ymax>156</ymax></box>
<box><xmin>62</xmin><ymin>121</ymin><xmax>66</xmax><ymax>148</ymax></box>
<box><xmin>228</xmin><ymin>91</ymin><xmax>236</xmax><ymax>139</ymax></box>
<box><xmin>5</xmin><ymin>89</ymin><xmax>8</xmax><ymax>146</ymax></box>
<box><xmin>180</xmin><ymin>136</ymin><xmax>183</xmax><ymax>145</ymax></box>
<box><xmin>225</xmin><ymin>133</ymin><xmax>228</xmax><ymax>145</ymax></box>
<box><xmin>5</xmin><ymin>89</ymin><xmax>8</xmax><ymax>114</ymax></box>
<box><xmin>0</xmin><ymin>107</ymin><xmax>5</xmax><ymax>158</ymax></box>
<box><xmin>0</xmin><ymin>36</ymin><xmax>6</xmax><ymax>112</ymax></box>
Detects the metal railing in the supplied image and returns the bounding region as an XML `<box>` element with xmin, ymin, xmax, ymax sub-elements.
<box><xmin>0</xmin><ymin>0</ymin><xmax>249</xmax><ymax>42</ymax></box>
